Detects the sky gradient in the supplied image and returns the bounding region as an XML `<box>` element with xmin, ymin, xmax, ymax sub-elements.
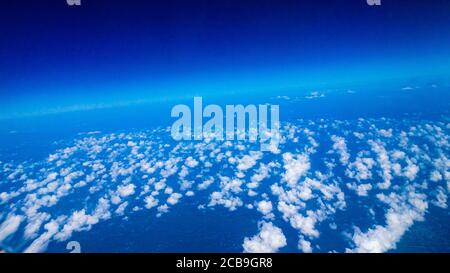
<box><xmin>1</xmin><ymin>0</ymin><xmax>450</xmax><ymax>118</ymax></box>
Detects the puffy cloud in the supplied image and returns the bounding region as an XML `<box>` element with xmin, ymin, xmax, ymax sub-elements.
<box><xmin>0</xmin><ymin>116</ymin><xmax>448</xmax><ymax>253</ymax></box>
<box><xmin>348</xmin><ymin>190</ymin><xmax>428</xmax><ymax>253</ymax></box>
<box><xmin>430</xmin><ymin>170</ymin><xmax>442</xmax><ymax>182</ymax></box>
<box><xmin>222</xmin><ymin>178</ymin><xmax>243</xmax><ymax>194</ymax></box>
<box><xmin>277</xmin><ymin>201</ymin><xmax>299</xmax><ymax>221</ymax></box>
<box><xmin>0</xmin><ymin>214</ymin><xmax>23</xmax><ymax>242</ymax></box>
<box><xmin>54</xmin><ymin>209</ymin><xmax>92</xmax><ymax>241</ymax></box>
<box><xmin>248</xmin><ymin>164</ymin><xmax>270</xmax><ymax>189</ymax></box>
<box><xmin>353</xmin><ymin>132</ymin><xmax>365</xmax><ymax>139</ymax></box>
<box><xmin>0</xmin><ymin>192</ymin><xmax>10</xmax><ymax>204</ymax></box>
<box><xmin>346</xmin><ymin>182</ymin><xmax>372</xmax><ymax>197</ymax></box>
<box><xmin>54</xmin><ymin>198</ymin><xmax>110</xmax><ymax>242</ymax></box>
<box><xmin>403</xmin><ymin>162</ymin><xmax>419</xmax><ymax>181</ymax></box>
<box><xmin>243</xmin><ymin>222</ymin><xmax>287</xmax><ymax>253</ymax></box>
<box><xmin>185</xmin><ymin>191</ymin><xmax>195</xmax><ymax>197</ymax></box>
<box><xmin>24</xmin><ymin>212</ymin><xmax>50</xmax><ymax>239</ymax></box>
<box><xmin>24</xmin><ymin>220</ymin><xmax>60</xmax><ymax>253</ymax></box>
<box><xmin>115</xmin><ymin>201</ymin><xmax>129</xmax><ymax>216</ymax></box>
<box><xmin>290</xmin><ymin>212</ymin><xmax>319</xmax><ymax>238</ymax></box>
<box><xmin>208</xmin><ymin>191</ymin><xmax>243</xmax><ymax>211</ymax></box>
<box><xmin>298</xmin><ymin>237</ymin><xmax>312</xmax><ymax>253</ymax></box>
<box><xmin>257</xmin><ymin>200</ymin><xmax>273</xmax><ymax>217</ymax></box>
<box><xmin>164</xmin><ymin>187</ymin><xmax>174</xmax><ymax>195</ymax></box>
<box><xmin>178</xmin><ymin>166</ymin><xmax>189</xmax><ymax>178</ymax></box>
<box><xmin>167</xmin><ymin>193</ymin><xmax>183</xmax><ymax>205</ymax></box>
<box><xmin>431</xmin><ymin>186</ymin><xmax>447</xmax><ymax>209</ymax></box>
<box><xmin>185</xmin><ymin>157</ymin><xmax>199</xmax><ymax>168</ymax></box>
<box><xmin>331</xmin><ymin>135</ymin><xmax>350</xmax><ymax>165</ymax></box>
<box><xmin>157</xmin><ymin>204</ymin><xmax>169</xmax><ymax>216</ymax></box>
<box><xmin>197</xmin><ymin>177</ymin><xmax>214</xmax><ymax>190</ymax></box>
<box><xmin>144</xmin><ymin>195</ymin><xmax>159</xmax><ymax>209</ymax></box>
<box><xmin>117</xmin><ymin>184</ymin><xmax>136</xmax><ymax>197</ymax></box>
<box><xmin>237</xmin><ymin>152</ymin><xmax>262</xmax><ymax>171</ymax></box>
<box><xmin>282</xmin><ymin>153</ymin><xmax>310</xmax><ymax>185</ymax></box>
<box><xmin>378</xmin><ymin>129</ymin><xmax>393</xmax><ymax>138</ymax></box>
<box><xmin>369</xmin><ymin>140</ymin><xmax>392</xmax><ymax>189</ymax></box>
<box><xmin>345</xmin><ymin>157</ymin><xmax>375</xmax><ymax>181</ymax></box>
<box><xmin>154</xmin><ymin>180</ymin><xmax>166</xmax><ymax>191</ymax></box>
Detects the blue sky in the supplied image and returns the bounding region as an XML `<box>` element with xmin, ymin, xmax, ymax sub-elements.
<box><xmin>1</xmin><ymin>0</ymin><xmax>450</xmax><ymax>118</ymax></box>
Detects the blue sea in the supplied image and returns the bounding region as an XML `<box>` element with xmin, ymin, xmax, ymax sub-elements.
<box><xmin>0</xmin><ymin>82</ymin><xmax>449</xmax><ymax>253</ymax></box>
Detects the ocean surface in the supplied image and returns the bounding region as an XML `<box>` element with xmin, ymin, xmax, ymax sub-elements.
<box><xmin>0</xmin><ymin>83</ymin><xmax>449</xmax><ymax>253</ymax></box>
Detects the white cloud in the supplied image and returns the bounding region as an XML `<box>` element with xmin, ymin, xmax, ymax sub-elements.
<box><xmin>157</xmin><ymin>204</ymin><xmax>169</xmax><ymax>216</ymax></box>
<box><xmin>0</xmin><ymin>117</ymin><xmax>448</xmax><ymax>254</ymax></box>
<box><xmin>276</xmin><ymin>201</ymin><xmax>299</xmax><ymax>221</ymax></box>
<box><xmin>369</xmin><ymin>140</ymin><xmax>392</xmax><ymax>189</ymax></box>
<box><xmin>305</xmin><ymin>91</ymin><xmax>325</xmax><ymax>100</ymax></box>
<box><xmin>401</xmin><ymin>86</ymin><xmax>415</xmax><ymax>91</ymax></box>
<box><xmin>353</xmin><ymin>132</ymin><xmax>364</xmax><ymax>139</ymax></box>
<box><xmin>144</xmin><ymin>195</ymin><xmax>159</xmax><ymax>209</ymax></box>
<box><xmin>54</xmin><ymin>198</ymin><xmax>110</xmax><ymax>242</ymax></box>
<box><xmin>185</xmin><ymin>156</ymin><xmax>199</xmax><ymax>168</ymax></box>
<box><xmin>298</xmin><ymin>237</ymin><xmax>312</xmax><ymax>253</ymax></box>
<box><xmin>257</xmin><ymin>200</ymin><xmax>273</xmax><ymax>217</ymax></box>
<box><xmin>250</xmin><ymin>164</ymin><xmax>270</xmax><ymax>187</ymax></box>
<box><xmin>185</xmin><ymin>191</ymin><xmax>195</xmax><ymax>197</ymax></box>
<box><xmin>346</xmin><ymin>182</ymin><xmax>372</xmax><ymax>197</ymax></box>
<box><xmin>348</xmin><ymin>190</ymin><xmax>428</xmax><ymax>253</ymax></box>
<box><xmin>345</xmin><ymin>157</ymin><xmax>375</xmax><ymax>181</ymax></box>
<box><xmin>430</xmin><ymin>171</ymin><xmax>442</xmax><ymax>182</ymax></box>
<box><xmin>237</xmin><ymin>152</ymin><xmax>262</xmax><ymax>171</ymax></box>
<box><xmin>378</xmin><ymin>129</ymin><xmax>393</xmax><ymax>138</ymax></box>
<box><xmin>115</xmin><ymin>201</ymin><xmax>129</xmax><ymax>216</ymax></box>
<box><xmin>24</xmin><ymin>220</ymin><xmax>59</xmax><ymax>253</ymax></box>
<box><xmin>24</xmin><ymin>212</ymin><xmax>50</xmax><ymax>239</ymax></box>
<box><xmin>243</xmin><ymin>222</ymin><xmax>287</xmax><ymax>253</ymax></box>
<box><xmin>0</xmin><ymin>192</ymin><xmax>10</xmax><ymax>204</ymax></box>
<box><xmin>197</xmin><ymin>177</ymin><xmax>214</xmax><ymax>190</ymax></box>
<box><xmin>331</xmin><ymin>135</ymin><xmax>350</xmax><ymax>165</ymax></box>
<box><xmin>164</xmin><ymin>187</ymin><xmax>174</xmax><ymax>195</ymax></box>
<box><xmin>290</xmin><ymin>212</ymin><xmax>319</xmax><ymax>238</ymax></box>
<box><xmin>167</xmin><ymin>193</ymin><xmax>183</xmax><ymax>205</ymax></box>
<box><xmin>403</xmin><ymin>161</ymin><xmax>419</xmax><ymax>181</ymax></box>
<box><xmin>431</xmin><ymin>186</ymin><xmax>447</xmax><ymax>209</ymax></box>
<box><xmin>208</xmin><ymin>191</ymin><xmax>243</xmax><ymax>211</ymax></box>
<box><xmin>0</xmin><ymin>214</ymin><xmax>23</xmax><ymax>242</ymax></box>
<box><xmin>117</xmin><ymin>184</ymin><xmax>136</xmax><ymax>197</ymax></box>
<box><xmin>282</xmin><ymin>153</ymin><xmax>310</xmax><ymax>185</ymax></box>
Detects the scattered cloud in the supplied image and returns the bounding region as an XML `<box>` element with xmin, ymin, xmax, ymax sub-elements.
<box><xmin>243</xmin><ymin>222</ymin><xmax>287</xmax><ymax>253</ymax></box>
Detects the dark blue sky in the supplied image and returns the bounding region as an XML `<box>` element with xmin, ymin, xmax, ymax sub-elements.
<box><xmin>1</xmin><ymin>0</ymin><xmax>450</xmax><ymax>118</ymax></box>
